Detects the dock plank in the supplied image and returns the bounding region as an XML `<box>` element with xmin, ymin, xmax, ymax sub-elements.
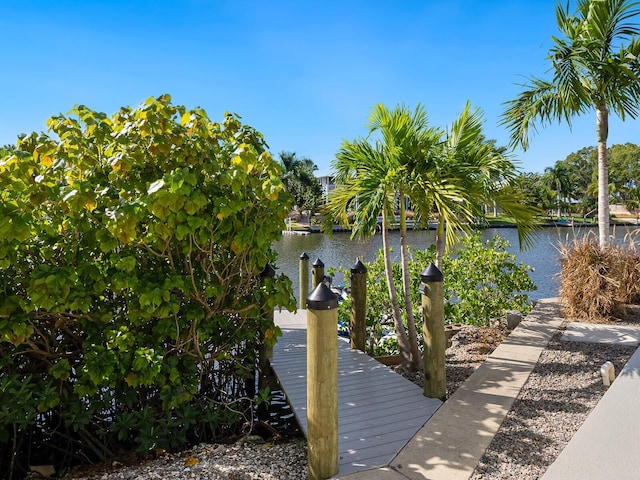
<box><xmin>271</xmin><ymin>309</ymin><xmax>442</xmax><ymax>477</ymax></box>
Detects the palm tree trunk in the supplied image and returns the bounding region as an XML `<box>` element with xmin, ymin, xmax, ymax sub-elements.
<box><xmin>381</xmin><ymin>209</ymin><xmax>412</xmax><ymax>369</ymax></box>
<box><xmin>597</xmin><ymin>106</ymin><xmax>610</xmax><ymax>248</ymax></box>
<box><xmin>398</xmin><ymin>193</ymin><xmax>421</xmax><ymax>371</ymax></box>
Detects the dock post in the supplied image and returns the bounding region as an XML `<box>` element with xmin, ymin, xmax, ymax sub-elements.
<box><xmin>306</xmin><ymin>283</ymin><xmax>339</xmax><ymax>480</ymax></box>
<box><xmin>350</xmin><ymin>258</ymin><xmax>367</xmax><ymax>352</ymax></box>
<box><xmin>420</xmin><ymin>263</ymin><xmax>446</xmax><ymax>400</ymax></box>
<box><xmin>258</xmin><ymin>264</ymin><xmax>276</xmax><ymax>392</ymax></box>
<box><xmin>299</xmin><ymin>252</ymin><xmax>310</xmax><ymax>309</ymax></box>
<box><xmin>312</xmin><ymin>257</ymin><xmax>324</xmax><ymax>289</ymax></box>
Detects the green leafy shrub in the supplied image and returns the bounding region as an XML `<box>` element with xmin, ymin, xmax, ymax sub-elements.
<box><xmin>0</xmin><ymin>95</ymin><xmax>295</xmax><ymax>476</ymax></box>
<box><xmin>442</xmin><ymin>234</ymin><xmax>536</xmax><ymax>325</ymax></box>
<box><xmin>338</xmin><ymin>233</ymin><xmax>535</xmax><ymax>355</ymax></box>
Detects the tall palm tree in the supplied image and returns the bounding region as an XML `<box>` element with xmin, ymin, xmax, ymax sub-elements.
<box><xmin>324</xmin><ymin>104</ymin><xmax>446</xmax><ymax>371</ymax></box>
<box><xmin>502</xmin><ymin>0</ymin><xmax>640</xmax><ymax>247</ymax></box>
<box><xmin>324</xmin><ymin>137</ymin><xmax>419</xmax><ymax>370</ymax></box>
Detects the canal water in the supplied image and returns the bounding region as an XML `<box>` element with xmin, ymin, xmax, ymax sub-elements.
<box><xmin>273</xmin><ymin>225</ymin><xmax>640</xmax><ymax>301</ymax></box>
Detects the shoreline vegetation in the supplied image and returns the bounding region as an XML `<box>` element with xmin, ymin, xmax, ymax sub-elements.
<box><xmin>284</xmin><ymin>213</ymin><xmax>640</xmax><ymax>234</ymax></box>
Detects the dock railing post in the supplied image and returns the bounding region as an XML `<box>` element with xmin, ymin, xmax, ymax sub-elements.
<box><xmin>306</xmin><ymin>283</ymin><xmax>339</xmax><ymax>480</ymax></box>
<box><xmin>258</xmin><ymin>264</ymin><xmax>276</xmax><ymax>393</ymax></box>
<box><xmin>350</xmin><ymin>258</ymin><xmax>367</xmax><ymax>352</ymax></box>
<box><xmin>312</xmin><ymin>257</ymin><xmax>324</xmax><ymax>289</ymax></box>
<box><xmin>299</xmin><ymin>252</ymin><xmax>310</xmax><ymax>309</ymax></box>
<box><xmin>420</xmin><ymin>263</ymin><xmax>446</xmax><ymax>400</ymax></box>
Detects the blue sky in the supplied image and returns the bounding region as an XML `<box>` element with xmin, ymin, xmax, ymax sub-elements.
<box><xmin>1</xmin><ymin>1</ymin><xmax>639</xmax><ymax>175</ymax></box>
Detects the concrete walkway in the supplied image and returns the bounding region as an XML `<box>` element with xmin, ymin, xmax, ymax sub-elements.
<box><xmin>336</xmin><ymin>298</ymin><xmax>565</xmax><ymax>480</ymax></box>
<box><xmin>561</xmin><ymin>322</ymin><xmax>640</xmax><ymax>346</ymax></box>
<box><xmin>543</xmin><ymin>325</ymin><xmax>640</xmax><ymax>479</ymax></box>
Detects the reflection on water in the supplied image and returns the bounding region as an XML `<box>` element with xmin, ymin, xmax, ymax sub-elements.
<box><xmin>272</xmin><ymin>225</ymin><xmax>639</xmax><ymax>301</ymax></box>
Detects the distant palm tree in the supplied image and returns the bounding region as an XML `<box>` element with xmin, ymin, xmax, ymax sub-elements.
<box><xmin>278</xmin><ymin>151</ymin><xmax>323</xmax><ymax>214</ymax></box>
<box><xmin>502</xmin><ymin>0</ymin><xmax>640</xmax><ymax>247</ymax></box>
<box><xmin>544</xmin><ymin>163</ymin><xmax>572</xmax><ymax>218</ymax></box>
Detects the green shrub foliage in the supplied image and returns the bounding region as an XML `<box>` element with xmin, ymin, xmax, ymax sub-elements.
<box><xmin>0</xmin><ymin>95</ymin><xmax>295</xmax><ymax>474</ymax></box>
<box><xmin>338</xmin><ymin>233</ymin><xmax>536</xmax><ymax>355</ymax></box>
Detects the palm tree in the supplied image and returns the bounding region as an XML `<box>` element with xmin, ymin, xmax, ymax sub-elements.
<box><xmin>325</xmin><ymin>103</ymin><xmax>537</xmax><ymax>371</ymax></box>
<box><xmin>544</xmin><ymin>163</ymin><xmax>572</xmax><ymax>218</ymax></box>
<box><xmin>324</xmin><ymin>136</ymin><xmax>420</xmax><ymax>370</ymax></box>
<box><xmin>366</xmin><ymin>104</ymin><xmax>443</xmax><ymax>372</ymax></box>
<box><xmin>324</xmin><ymin>104</ymin><xmax>446</xmax><ymax>371</ymax></box>
<box><xmin>278</xmin><ymin>151</ymin><xmax>323</xmax><ymax>214</ymax></box>
<box><xmin>502</xmin><ymin>0</ymin><xmax>640</xmax><ymax>247</ymax></box>
<box><xmin>411</xmin><ymin>102</ymin><xmax>538</xmax><ymax>270</ymax></box>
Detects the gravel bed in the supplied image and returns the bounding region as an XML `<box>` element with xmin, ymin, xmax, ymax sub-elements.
<box><xmin>69</xmin><ymin>440</ymin><xmax>308</xmax><ymax>480</ymax></box>
<box><xmin>471</xmin><ymin>323</ymin><xmax>636</xmax><ymax>479</ymax></box>
<box><xmin>69</xmin><ymin>321</ymin><xmax>637</xmax><ymax>479</ymax></box>
<box><xmin>394</xmin><ymin>324</ymin><xmax>508</xmax><ymax>397</ymax></box>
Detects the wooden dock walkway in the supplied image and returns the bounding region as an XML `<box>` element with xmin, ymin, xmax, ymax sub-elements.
<box><xmin>271</xmin><ymin>309</ymin><xmax>442</xmax><ymax>477</ymax></box>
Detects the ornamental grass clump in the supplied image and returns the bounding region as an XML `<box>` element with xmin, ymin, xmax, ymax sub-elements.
<box><xmin>559</xmin><ymin>232</ymin><xmax>640</xmax><ymax>321</ymax></box>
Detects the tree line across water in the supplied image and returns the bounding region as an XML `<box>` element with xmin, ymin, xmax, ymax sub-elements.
<box><xmin>282</xmin><ymin>141</ymin><xmax>640</xmax><ymax>224</ymax></box>
<box><xmin>515</xmin><ymin>143</ymin><xmax>640</xmax><ymax>219</ymax></box>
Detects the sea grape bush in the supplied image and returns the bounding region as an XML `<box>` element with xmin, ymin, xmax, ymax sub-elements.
<box><xmin>0</xmin><ymin>95</ymin><xmax>295</xmax><ymax>475</ymax></box>
<box><xmin>338</xmin><ymin>233</ymin><xmax>536</xmax><ymax>355</ymax></box>
<box><xmin>442</xmin><ymin>234</ymin><xmax>535</xmax><ymax>325</ymax></box>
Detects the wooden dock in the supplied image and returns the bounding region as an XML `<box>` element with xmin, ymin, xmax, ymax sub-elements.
<box><xmin>271</xmin><ymin>309</ymin><xmax>442</xmax><ymax>477</ymax></box>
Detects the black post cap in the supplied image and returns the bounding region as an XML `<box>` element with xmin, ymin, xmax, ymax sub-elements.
<box><xmin>312</xmin><ymin>257</ymin><xmax>324</xmax><ymax>267</ymax></box>
<box><xmin>351</xmin><ymin>258</ymin><xmax>367</xmax><ymax>274</ymax></box>
<box><xmin>300</xmin><ymin>252</ymin><xmax>309</xmax><ymax>260</ymax></box>
<box><xmin>306</xmin><ymin>282</ymin><xmax>338</xmax><ymax>310</ymax></box>
<box><xmin>420</xmin><ymin>263</ymin><xmax>443</xmax><ymax>283</ymax></box>
<box><xmin>260</xmin><ymin>263</ymin><xmax>276</xmax><ymax>278</ymax></box>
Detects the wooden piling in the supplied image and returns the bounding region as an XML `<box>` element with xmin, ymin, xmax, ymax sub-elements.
<box><xmin>299</xmin><ymin>252</ymin><xmax>310</xmax><ymax>309</ymax></box>
<box><xmin>306</xmin><ymin>283</ymin><xmax>339</xmax><ymax>480</ymax></box>
<box><xmin>350</xmin><ymin>258</ymin><xmax>367</xmax><ymax>352</ymax></box>
<box><xmin>420</xmin><ymin>263</ymin><xmax>446</xmax><ymax>400</ymax></box>
<box><xmin>312</xmin><ymin>257</ymin><xmax>324</xmax><ymax>289</ymax></box>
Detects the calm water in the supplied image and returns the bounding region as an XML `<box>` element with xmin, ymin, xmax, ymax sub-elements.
<box><xmin>273</xmin><ymin>225</ymin><xmax>639</xmax><ymax>301</ymax></box>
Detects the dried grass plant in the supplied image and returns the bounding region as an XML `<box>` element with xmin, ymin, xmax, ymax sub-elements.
<box><xmin>559</xmin><ymin>230</ymin><xmax>640</xmax><ymax>321</ymax></box>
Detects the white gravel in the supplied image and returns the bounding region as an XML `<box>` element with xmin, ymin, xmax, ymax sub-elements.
<box><xmin>70</xmin><ymin>440</ymin><xmax>308</xmax><ymax>480</ymax></box>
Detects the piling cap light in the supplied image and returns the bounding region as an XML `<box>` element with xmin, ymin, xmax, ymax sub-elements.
<box><xmin>300</xmin><ymin>252</ymin><xmax>309</xmax><ymax>260</ymax></box>
<box><xmin>351</xmin><ymin>258</ymin><xmax>367</xmax><ymax>274</ymax></box>
<box><xmin>312</xmin><ymin>257</ymin><xmax>324</xmax><ymax>267</ymax></box>
<box><xmin>260</xmin><ymin>263</ymin><xmax>276</xmax><ymax>278</ymax></box>
<box><xmin>420</xmin><ymin>263</ymin><xmax>443</xmax><ymax>283</ymax></box>
<box><xmin>306</xmin><ymin>282</ymin><xmax>338</xmax><ymax>310</ymax></box>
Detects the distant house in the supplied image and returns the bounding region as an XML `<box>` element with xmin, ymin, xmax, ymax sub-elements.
<box><xmin>318</xmin><ymin>175</ymin><xmax>336</xmax><ymax>201</ymax></box>
<box><xmin>611</xmin><ymin>204</ymin><xmax>635</xmax><ymax>216</ymax></box>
